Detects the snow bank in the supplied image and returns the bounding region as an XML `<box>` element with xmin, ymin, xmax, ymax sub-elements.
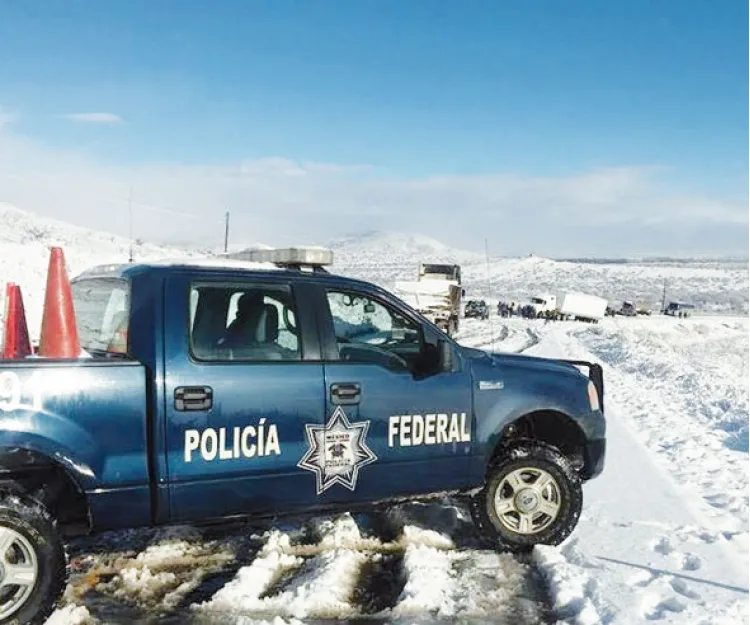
<box><xmin>515</xmin><ymin>317</ymin><xmax>749</xmax><ymax>625</ymax></box>
<box><xmin>570</xmin><ymin>316</ymin><xmax>749</xmax><ymax>557</ymax></box>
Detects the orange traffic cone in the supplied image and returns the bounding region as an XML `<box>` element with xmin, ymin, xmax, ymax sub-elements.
<box><xmin>2</xmin><ymin>283</ymin><xmax>32</xmax><ymax>359</ymax></box>
<box><xmin>38</xmin><ymin>247</ymin><xmax>81</xmax><ymax>358</ymax></box>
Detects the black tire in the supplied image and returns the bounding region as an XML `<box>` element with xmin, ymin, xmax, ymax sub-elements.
<box><xmin>469</xmin><ymin>441</ymin><xmax>582</xmax><ymax>553</ymax></box>
<box><xmin>0</xmin><ymin>495</ymin><xmax>68</xmax><ymax>625</ymax></box>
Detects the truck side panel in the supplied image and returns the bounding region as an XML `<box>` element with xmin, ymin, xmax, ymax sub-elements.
<box><xmin>0</xmin><ymin>361</ymin><xmax>150</xmax><ymax>531</ymax></box>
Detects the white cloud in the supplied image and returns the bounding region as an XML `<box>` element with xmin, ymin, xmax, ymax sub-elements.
<box><xmin>0</xmin><ymin>121</ymin><xmax>745</xmax><ymax>256</ymax></box>
<box><xmin>59</xmin><ymin>112</ymin><xmax>124</xmax><ymax>125</ymax></box>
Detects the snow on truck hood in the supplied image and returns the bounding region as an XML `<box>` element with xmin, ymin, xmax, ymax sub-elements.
<box><xmin>460</xmin><ymin>345</ymin><xmax>583</xmax><ymax>376</ymax></box>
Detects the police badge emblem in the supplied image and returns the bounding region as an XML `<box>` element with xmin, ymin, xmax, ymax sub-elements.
<box><xmin>297</xmin><ymin>406</ymin><xmax>377</xmax><ymax>494</ymax></box>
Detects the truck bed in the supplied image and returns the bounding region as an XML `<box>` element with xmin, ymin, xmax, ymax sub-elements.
<box><xmin>0</xmin><ymin>358</ymin><xmax>151</xmax><ymax>530</ymax></box>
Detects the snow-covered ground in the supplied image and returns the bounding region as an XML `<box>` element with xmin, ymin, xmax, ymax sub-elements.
<box><xmin>0</xmin><ymin>205</ymin><xmax>747</xmax><ymax>624</ymax></box>
<box><xmin>41</xmin><ymin>314</ymin><xmax>747</xmax><ymax>625</ymax></box>
<box><xmin>493</xmin><ymin>316</ymin><xmax>749</xmax><ymax>625</ymax></box>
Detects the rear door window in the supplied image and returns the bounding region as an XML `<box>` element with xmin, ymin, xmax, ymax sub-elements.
<box><xmin>189</xmin><ymin>282</ymin><xmax>301</xmax><ymax>361</ymax></box>
<box><xmin>71</xmin><ymin>278</ymin><xmax>130</xmax><ymax>354</ymax></box>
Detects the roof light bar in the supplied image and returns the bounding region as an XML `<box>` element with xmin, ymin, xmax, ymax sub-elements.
<box><xmin>232</xmin><ymin>246</ymin><xmax>334</xmax><ymax>269</ymax></box>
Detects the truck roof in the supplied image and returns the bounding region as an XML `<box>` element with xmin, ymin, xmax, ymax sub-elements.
<box><xmin>71</xmin><ymin>257</ymin><xmax>381</xmax><ymax>292</ymax></box>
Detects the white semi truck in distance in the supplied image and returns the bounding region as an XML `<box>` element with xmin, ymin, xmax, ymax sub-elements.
<box><xmin>556</xmin><ymin>292</ymin><xmax>608</xmax><ymax>322</ymax></box>
<box><xmin>524</xmin><ymin>291</ymin><xmax>608</xmax><ymax>323</ymax></box>
<box><xmin>526</xmin><ymin>294</ymin><xmax>558</xmax><ymax>316</ymax></box>
<box><xmin>393</xmin><ymin>263</ymin><xmax>464</xmax><ymax>336</ymax></box>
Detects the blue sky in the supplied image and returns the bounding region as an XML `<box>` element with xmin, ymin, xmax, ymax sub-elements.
<box><xmin>0</xmin><ymin>1</ymin><xmax>747</xmax><ymax>255</ymax></box>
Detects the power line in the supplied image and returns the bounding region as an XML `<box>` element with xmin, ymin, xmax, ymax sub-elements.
<box><xmin>224</xmin><ymin>211</ymin><xmax>230</xmax><ymax>254</ymax></box>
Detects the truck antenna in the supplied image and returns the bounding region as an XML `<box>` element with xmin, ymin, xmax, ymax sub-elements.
<box><xmin>128</xmin><ymin>186</ymin><xmax>134</xmax><ymax>263</ymax></box>
<box><xmin>485</xmin><ymin>238</ymin><xmax>495</xmax><ymax>351</ymax></box>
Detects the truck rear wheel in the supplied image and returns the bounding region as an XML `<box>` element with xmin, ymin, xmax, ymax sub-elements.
<box><xmin>0</xmin><ymin>496</ymin><xmax>67</xmax><ymax>625</ymax></box>
<box><xmin>469</xmin><ymin>441</ymin><xmax>582</xmax><ymax>552</ymax></box>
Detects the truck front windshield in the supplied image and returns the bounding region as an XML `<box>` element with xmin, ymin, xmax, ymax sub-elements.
<box><xmin>71</xmin><ymin>278</ymin><xmax>130</xmax><ymax>355</ymax></box>
<box><xmin>421</xmin><ymin>265</ymin><xmax>459</xmax><ymax>281</ymax></box>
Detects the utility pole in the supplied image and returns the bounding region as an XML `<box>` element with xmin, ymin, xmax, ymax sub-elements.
<box><xmin>661</xmin><ymin>278</ymin><xmax>667</xmax><ymax>314</ymax></box>
<box><xmin>485</xmin><ymin>238</ymin><xmax>495</xmax><ymax>351</ymax></box>
<box><xmin>128</xmin><ymin>186</ymin><xmax>134</xmax><ymax>263</ymax></box>
<box><xmin>224</xmin><ymin>211</ymin><xmax>230</xmax><ymax>254</ymax></box>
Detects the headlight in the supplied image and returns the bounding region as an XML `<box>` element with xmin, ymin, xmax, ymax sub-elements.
<box><xmin>588</xmin><ymin>381</ymin><xmax>600</xmax><ymax>411</ymax></box>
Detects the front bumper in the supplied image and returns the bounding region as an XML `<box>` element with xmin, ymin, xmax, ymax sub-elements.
<box><xmin>581</xmin><ymin>438</ymin><xmax>606</xmax><ymax>480</ymax></box>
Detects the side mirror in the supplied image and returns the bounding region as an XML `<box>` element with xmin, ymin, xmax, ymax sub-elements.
<box><xmin>438</xmin><ymin>339</ymin><xmax>454</xmax><ymax>372</ymax></box>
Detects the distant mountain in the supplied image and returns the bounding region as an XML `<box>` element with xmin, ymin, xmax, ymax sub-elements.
<box><xmin>225</xmin><ymin>242</ymin><xmax>274</xmax><ymax>253</ymax></box>
<box><xmin>0</xmin><ymin>203</ymin><xmax>746</xmax><ymax>344</ymax></box>
<box><xmin>332</xmin><ymin>230</ymin><xmax>484</xmax><ymax>258</ymax></box>
<box><xmin>327</xmin><ymin>230</ymin><xmax>484</xmax><ymax>285</ymax></box>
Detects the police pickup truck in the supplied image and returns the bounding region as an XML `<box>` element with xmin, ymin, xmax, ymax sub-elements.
<box><xmin>0</xmin><ymin>248</ymin><xmax>605</xmax><ymax>624</ymax></box>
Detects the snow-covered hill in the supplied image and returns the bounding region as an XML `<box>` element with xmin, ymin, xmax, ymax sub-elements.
<box><xmin>328</xmin><ymin>231</ymin><xmax>748</xmax><ymax>315</ymax></box>
<box><xmin>326</xmin><ymin>230</ymin><xmax>482</xmax><ymax>286</ymax></box>
<box><xmin>0</xmin><ymin>203</ymin><xmax>205</xmax><ymax>339</ymax></box>
<box><xmin>330</xmin><ymin>230</ymin><xmax>484</xmax><ymax>263</ymax></box>
<box><xmin>473</xmin><ymin>256</ymin><xmax>749</xmax><ymax>315</ymax></box>
<box><xmin>1</xmin><ymin>206</ymin><xmax>747</xmax><ymax>337</ymax></box>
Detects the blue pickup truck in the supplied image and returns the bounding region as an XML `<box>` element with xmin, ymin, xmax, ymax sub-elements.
<box><xmin>0</xmin><ymin>248</ymin><xmax>605</xmax><ymax>624</ymax></box>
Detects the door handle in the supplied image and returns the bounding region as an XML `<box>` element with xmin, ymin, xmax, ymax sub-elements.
<box><xmin>330</xmin><ymin>383</ymin><xmax>361</xmax><ymax>405</ymax></box>
<box><xmin>175</xmin><ymin>386</ymin><xmax>213</xmax><ymax>411</ymax></box>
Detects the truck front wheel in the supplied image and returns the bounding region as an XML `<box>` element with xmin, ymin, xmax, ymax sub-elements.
<box><xmin>469</xmin><ymin>442</ymin><xmax>582</xmax><ymax>552</ymax></box>
<box><xmin>0</xmin><ymin>496</ymin><xmax>67</xmax><ymax>625</ymax></box>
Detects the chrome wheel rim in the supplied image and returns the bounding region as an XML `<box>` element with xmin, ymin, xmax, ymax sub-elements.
<box><xmin>493</xmin><ymin>467</ymin><xmax>562</xmax><ymax>535</ymax></box>
<box><xmin>0</xmin><ymin>526</ymin><xmax>39</xmax><ymax>620</ymax></box>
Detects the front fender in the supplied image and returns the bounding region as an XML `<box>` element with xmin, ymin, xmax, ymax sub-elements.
<box><xmin>473</xmin><ymin>366</ymin><xmax>597</xmax><ymax>465</ymax></box>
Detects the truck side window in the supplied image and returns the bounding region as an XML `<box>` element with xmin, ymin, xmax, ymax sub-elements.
<box><xmin>326</xmin><ymin>290</ymin><xmax>422</xmax><ymax>372</ymax></box>
<box><xmin>190</xmin><ymin>283</ymin><xmax>301</xmax><ymax>362</ymax></box>
<box><xmin>71</xmin><ymin>278</ymin><xmax>130</xmax><ymax>356</ymax></box>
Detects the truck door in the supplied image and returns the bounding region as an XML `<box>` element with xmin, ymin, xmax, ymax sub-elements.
<box><xmin>308</xmin><ymin>285</ymin><xmax>474</xmax><ymax>505</ymax></box>
<box><xmin>163</xmin><ymin>274</ymin><xmax>325</xmax><ymax>522</ymax></box>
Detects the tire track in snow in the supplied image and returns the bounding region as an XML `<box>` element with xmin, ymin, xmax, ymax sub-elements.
<box><xmin>49</xmin><ymin>503</ymin><xmax>554</xmax><ymax>624</ymax></box>
<box><xmin>351</xmin><ymin>552</ymin><xmax>406</xmax><ymax>615</ymax></box>
<box><xmin>57</xmin><ymin>523</ymin><xmax>260</xmax><ymax>624</ymax></box>
<box><xmin>456</xmin><ymin>318</ymin><xmax>542</xmax><ymax>354</ymax></box>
